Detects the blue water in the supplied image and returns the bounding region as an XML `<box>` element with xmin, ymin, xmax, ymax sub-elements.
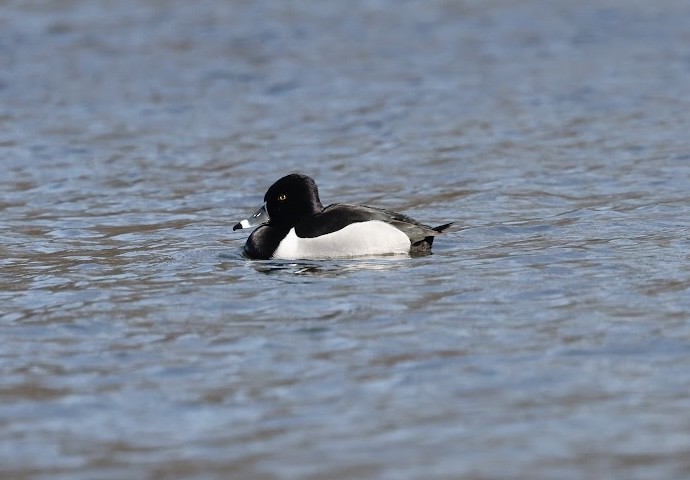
<box><xmin>2</xmin><ymin>1</ymin><xmax>690</xmax><ymax>479</ymax></box>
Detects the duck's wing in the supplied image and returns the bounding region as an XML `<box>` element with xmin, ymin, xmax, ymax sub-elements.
<box><xmin>295</xmin><ymin>204</ymin><xmax>450</xmax><ymax>244</ymax></box>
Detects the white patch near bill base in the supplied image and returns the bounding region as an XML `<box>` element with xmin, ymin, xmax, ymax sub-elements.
<box><xmin>272</xmin><ymin>220</ymin><xmax>411</xmax><ymax>260</ymax></box>
<box><xmin>239</xmin><ymin>219</ymin><xmax>251</xmax><ymax>229</ymax></box>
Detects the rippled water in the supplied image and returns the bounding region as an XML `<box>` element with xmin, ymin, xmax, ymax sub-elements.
<box><xmin>3</xmin><ymin>1</ymin><xmax>690</xmax><ymax>478</ymax></box>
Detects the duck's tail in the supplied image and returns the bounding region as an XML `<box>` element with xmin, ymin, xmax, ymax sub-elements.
<box><xmin>411</xmin><ymin>222</ymin><xmax>454</xmax><ymax>252</ymax></box>
<box><xmin>432</xmin><ymin>222</ymin><xmax>453</xmax><ymax>233</ymax></box>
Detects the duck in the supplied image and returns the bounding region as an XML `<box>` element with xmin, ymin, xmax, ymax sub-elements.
<box><xmin>233</xmin><ymin>174</ymin><xmax>452</xmax><ymax>260</ymax></box>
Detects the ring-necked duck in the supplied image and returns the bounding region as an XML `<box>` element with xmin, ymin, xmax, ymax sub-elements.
<box><xmin>234</xmin><ymin>174</ymin><xmax>452</xmax><ymax>260</ymax></box>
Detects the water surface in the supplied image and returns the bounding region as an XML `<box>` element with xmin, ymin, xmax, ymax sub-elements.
<box><xmin>2</xmin><ymin>1</ymin><xmax>690</xmax><ymax>479</ymax></box>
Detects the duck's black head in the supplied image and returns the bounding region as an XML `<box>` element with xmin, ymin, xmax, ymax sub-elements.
<box><xmin>264</xmin><ymin>174</ymin><xmax>324</xmax><ymax>229</ymax></box>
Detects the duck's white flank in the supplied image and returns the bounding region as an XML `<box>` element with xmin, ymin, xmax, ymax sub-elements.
<box><xmin>271</xmin><ymin>220</ymin><xmax>411</xmax><ymax>260</ymax></box>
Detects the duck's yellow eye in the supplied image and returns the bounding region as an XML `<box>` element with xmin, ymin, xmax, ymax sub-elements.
<box><xmin>278</xmin><ymin>194</ymin><xmax>287</xmax><ymax>201</ymax></box>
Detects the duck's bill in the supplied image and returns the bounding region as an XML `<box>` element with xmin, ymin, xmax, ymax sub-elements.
<box><xmin>233</xmin><ymin>202</ymin><xmax>270</xmax><ymax>231</ymax></box>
